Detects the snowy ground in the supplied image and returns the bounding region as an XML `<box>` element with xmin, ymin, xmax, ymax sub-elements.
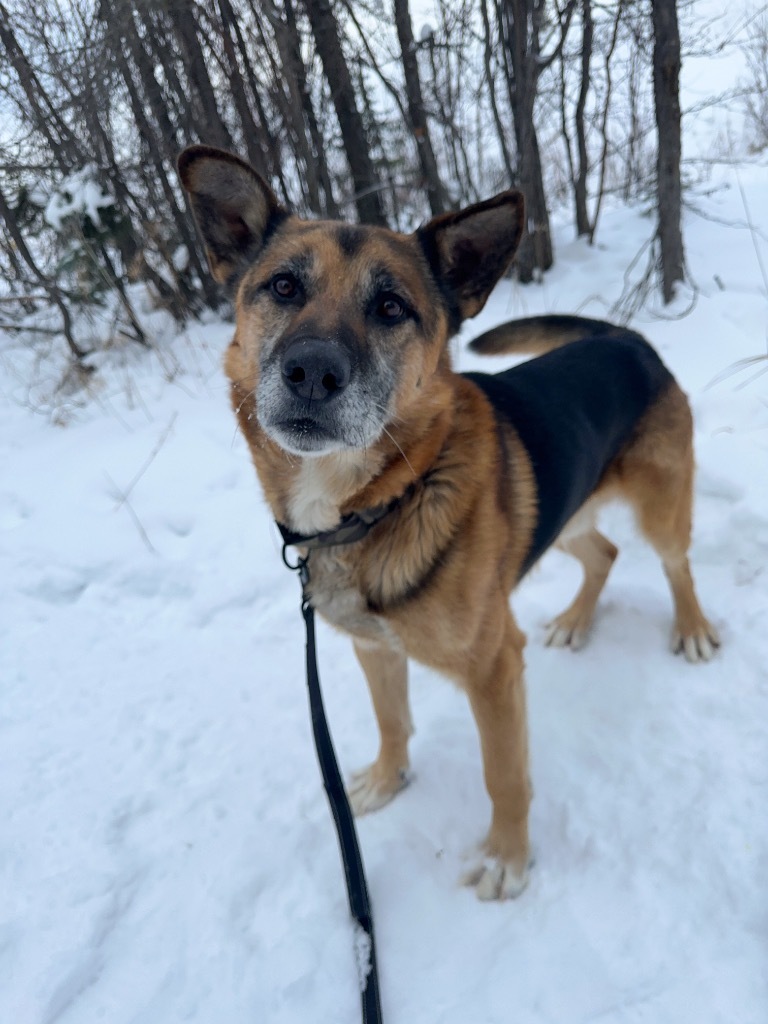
<box><xmin>2</xmin><ymin>159</ymin><xmax>767</xmax><ymax>1024</ymax></box>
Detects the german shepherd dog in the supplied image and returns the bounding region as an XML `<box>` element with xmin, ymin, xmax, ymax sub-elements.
<box><xmin>178</xmin><ymin>146</ymin><xmax>719</xmax><ymax>900</ymax></box>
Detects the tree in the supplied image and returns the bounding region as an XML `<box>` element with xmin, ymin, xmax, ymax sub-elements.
<box><xmin>499</xmin><ymin>0</ymin><xmax>576</xmax><ymax>282</ymax></box>
<box><xmin>651</xmin><ymin>0</ymin><xmax>685</xmax><ymax>303</ymax></box>
<box><xmin>302</xmin><ymin>0</ymin><xmax>388</xmax><ymax>226</ymax></box>
<box><xmin>558</xmin><ymin>0</ymin><xmax>625</xmax><ymax>243</ymax></box>
<box><xmin>393</xmin><ymin>0</ymin><xmax>450</xmax><ymax>216</ymax></box>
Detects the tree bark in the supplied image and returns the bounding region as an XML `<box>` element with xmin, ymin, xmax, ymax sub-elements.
<box><xmin>501</xmin><ymin>0</ymin><xmax>554</xmax><ymax>282</ymax></box>
<box><xmin>651</xmin><ymin>0</ymin><xmax>685</xmax><ymax>303</ymax></box>
<box><xmin>480</xmin><ymin>0</ymin><xmax>515</xmax><ymax>183</ymax></box>
<box><xmin>162</xmin><ymin>0</ymin><xmax>234</xmax><ymax>152</ymax></box>
<box><xmin>102</xmin><ymin>3</ymin><xmax>219</xmax><ymax>308</ymax></box>
<box><xmin>216</xmin><ymin>0</ymin><xmax>271</xmax><ymax>179</ymax></box>
<box><xmin>259</xmin><ymin>1</ymin><xmax>322</xmax><ymax>213</ymax></box>
<box><xmin>282</xmin><ymin>0</ymin><xmax>340</xmax><ymax>217</ymax></box>
<box><xmin>393</xmin><ymin>0</ymin><xmax>449</xmax><ymax>215</ymax></box>
<box><xmin>573</xmin><ymin>0</ymin><xmax>593</xmax><ymax>237</ymax></box>
<box><xmin>302</xmin><ymin>0</ymin><xmax>388</xmax><ymax>226</ymax></box>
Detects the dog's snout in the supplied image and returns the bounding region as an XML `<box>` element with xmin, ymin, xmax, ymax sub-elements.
<box><xmin>281</xmin><ymin>337</ymin><xmax>352</xmax><ymax>402</ymax></box>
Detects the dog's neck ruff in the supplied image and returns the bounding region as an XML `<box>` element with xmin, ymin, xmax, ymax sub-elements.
<box><xmin>277</xmin><ymin>498</ymin><xmax>399</xmax><ymax>553</ymax></box>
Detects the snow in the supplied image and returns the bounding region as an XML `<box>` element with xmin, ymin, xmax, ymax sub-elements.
<box><xmin>353</xmin><ymin>922</ymin><xmax>373</xmax><ymax>992</ymax></box>
<box><xmin>171</xmin><ymin>246</ymin><xmax>189</xmax><ymax>273</ymax></box>
<box><xmin>44</xmin><ymin>165</ymin><xmax>114</xmax><ymax>232</ymax></box>
<box><xmin>2</xmin><ymin>166</ymin><xmax>767</xmax><ymax>1024</ymax></box>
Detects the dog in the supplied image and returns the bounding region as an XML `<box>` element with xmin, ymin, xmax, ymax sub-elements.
<box><xmin>178</xmin><ymin>145</ymin><xmax>719</xmax><ymax>900</ymax></box>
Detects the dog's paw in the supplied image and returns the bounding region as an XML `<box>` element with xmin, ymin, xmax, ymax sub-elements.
<box><xmin>461</xmin><ymin>857</ymin><xmax>530</xmax><ymax>901</ymax></box>
<box><xmin>544</xmin><ymin>616</ymin><xmax>590</xmax><ymax>651</ymax></box>
<box><xmin>348</xmin><ymin>763</ymin><xmax>410</xmax><ymax>816</ymax></box>
<box><xmin>671</xmin><ymin>620</ymin><xmax>721</xmax><ymax>664</ymax></box>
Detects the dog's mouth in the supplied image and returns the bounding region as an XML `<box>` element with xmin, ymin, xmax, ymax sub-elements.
<box><xmin>257</xmin><ymin>354</ymin><xmax>394</xmax><ymax>457</ymax></box>
<box><xmin>266</xmin><ymin>414</ymin><xmax>350</xmax><ymax>455</ymax></box>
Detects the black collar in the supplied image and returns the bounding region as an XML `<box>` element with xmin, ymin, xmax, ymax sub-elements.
<box><xmin>277</xmin><ymin>498</ymin><xmax>399</xmax><ymax>553</ymax></box>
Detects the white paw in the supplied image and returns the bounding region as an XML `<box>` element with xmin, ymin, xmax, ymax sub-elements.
<box><xmin>545</xmin><ymin>620</ymin><xmax>588</xmax><ymax>651</ymax></box>
<box><xmin>671</xmin><ymin>623</ymin><xmax>721</xmax><ymax>664</ymax></box>
<box><xmin>461</xmin><ymin>857</ymin><xmax>530</xmax><ymax>901</ymax></box>
<box><xmin>348</xmin><ymin>765</ymin><xmax>410</xmax><ymax>816</ymax></box>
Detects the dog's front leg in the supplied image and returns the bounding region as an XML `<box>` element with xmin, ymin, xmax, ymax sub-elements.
<box><xmin>464</xmin><ymin>613</ymin><xmax>531</xmax><ymax>900</ymax></box>
<box><xmin>348</xmin><ymin>640</ymin><xmax>413</xmax><ymax>815</ymax></box>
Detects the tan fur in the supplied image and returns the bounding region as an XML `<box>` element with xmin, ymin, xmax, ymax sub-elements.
<box><xmin>543</xmin><ymin>381</ymin><xmax>718</xmax><ymax>659</ymax></box>
<box><xmin>178</xmin><ymin>145</ymin><xmax>718</xmax><ymax>901</ymax></box>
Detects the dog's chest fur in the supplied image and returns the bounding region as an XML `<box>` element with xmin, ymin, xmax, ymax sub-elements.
<box><xmin>306</xmin><ymin>548</ymin><xmax>397</xmax><ymax>645</ymax></box>
<box><xmin>286</xmin><ymin>453</ymin><xmax>397</xmax><ymax>644</ymax></box>
<box><xmin>286</xmin><ymin>451</ymin><xmax>381</xmax><ymax>534</ymax></box>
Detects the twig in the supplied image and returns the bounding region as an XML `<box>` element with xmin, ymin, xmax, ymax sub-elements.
<box><xmin>103</xmin><ymin>471</ymin><xmax>156</xmax><ymax>554</ymax></box>
<box><xmin>0</xmin><ymin>322</ymin><xmax>65</xmax><ymax>335</ymax></box>
<box><xmin>115</xmin><ymin>412</ymin><xmax>178</xmax><ymax>508</ymax></box>
<box><xmin>735</xmin><ymin>165</ymin><xmax>768</xmax><ymax>295</ymax></box>
<box><xmin>706</xmin><ymin>353</ymin><xmax>768</xmax><ymax>391</ymax></box>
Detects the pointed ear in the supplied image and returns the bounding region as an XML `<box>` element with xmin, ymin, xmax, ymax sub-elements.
<box><xmin>417</xmin><ymin>191</ymin><xmax>525</xmax><ymax>321</ymax></box>
<box><xmin>177</xmin><ymin>145</ymin><xmax>287</xmax><ymax>290</ymax></box>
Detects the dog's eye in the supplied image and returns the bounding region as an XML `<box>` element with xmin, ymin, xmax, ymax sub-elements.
<box><xmin>374</xmin><ymin>293</ymin><xmax>406</xmax><ymax>323</ymax></box>
<box><xmin>271</xmin><ymin>274</ymin><xmax>299</xmax><ymax>300</ymax></box>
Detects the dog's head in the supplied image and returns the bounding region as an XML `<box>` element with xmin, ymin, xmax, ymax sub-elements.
<box><xmin>178</xmin><ymin>146</ymin><xmax>524</xmax><ymax>457</ymax></box>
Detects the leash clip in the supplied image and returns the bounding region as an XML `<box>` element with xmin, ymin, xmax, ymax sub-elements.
<box><xmin>281</xmin><ymin>542</ymin><xmax>310</xmax><ymax>583</ymax></box>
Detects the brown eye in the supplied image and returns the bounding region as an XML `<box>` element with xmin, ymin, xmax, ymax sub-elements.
<box><xmin>375</xmin><ymin>293</ymin><xmax>406</xmax><ymax>323</ymax></box>
<box><xmin>271</xmin><ymin>274</ymin><xmax>298</xmax><ymax>300</ymax></box>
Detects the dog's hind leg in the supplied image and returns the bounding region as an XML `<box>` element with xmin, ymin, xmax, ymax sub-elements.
<box><xmin>545</xmin><ymin>523</ymin><xmax>618</xmax><ymax>650</ymax></box>
<box><xmin>619</xmin><ymin>382</ymin><xmax>720</xmax><ymax>663</ymax></box>
<box><xmin>348</xmin><ymin>641</ymin><xmax>413</xmax><ymax>815</ymax></box>
<box><xmin>631</xmin><ymin>465</ymin><xmax>720</xmax><ymax>662</ymax></box>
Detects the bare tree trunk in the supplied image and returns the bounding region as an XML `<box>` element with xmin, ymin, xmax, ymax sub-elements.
<box><xmin>162</xmin><ymin>0</ymin><xmax>234</xmax><ymax>152</ymax></box>
<box><xmin>281</xmin><ymin>0</ymin><xmax>340</xmax><ymax>217</ymax></box>
<box><xmin>651</xmin><ymin>0</ymin><xmax>685</xmax><ymax>303</ymax></box>
<box><xmin>624</xmin><ymin>46</ymin><xmax>642</xmax><ymax>201</ymax></box>
<box><xmin>260</xmin><ymin>0</ymin><xmax>324</xmax><ymax>213</ymax></box>
<box><xmin>141</xmin><ymin>8</ymin><xmax>198</xmax><ymax>147</ymax></box>
<box><xmin>393</xmin><ymin>0</ymin><xmax>449</xmax><ymax>215</ymax></box>
<box><xmin>588</xmin><ymin>0</ymin><xmax>624</xmax><ymax>244</ymax></box>
<box><xmin>102</xmin><ymin>4</ymin><xmax>219</xmax><ymax>308</ymax></box>
<box><xmin>302</xmin><ymin>0</ymin><xmax>388</xmax><ymax>226</ymax></box>
<box><xmin>122</xmin><ymin>7</ymin><xmax>184</xmax><ymax>162</ymax></box>
<box><xmin>573</xmin><ymin>0</ymin><xmax>593</xmax><ymax>237</ymax></box>
<box><xmin>501</xmin><ymin>0</ymin><xmax>555</xmax><ymax>282</ymax></box>
<box><xmin>480</xmin><ymin>0</ymin><xmax>515</xmax><ymax>183</ymax></box>
<box><xmin>216</xmin><ymin>0</ymin><xmax>271</xmax><ymax>178</ymax></box>
<box><xmin>223</xmin><ymin>4</ymin><xmax>290</xmax><ymax>205</ymax></box>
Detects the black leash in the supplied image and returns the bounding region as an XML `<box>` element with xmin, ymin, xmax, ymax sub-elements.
<box><xmin>280</xmin><ymin>510</ymin><xmax>394</xmax><ymax>1024</ymax></box>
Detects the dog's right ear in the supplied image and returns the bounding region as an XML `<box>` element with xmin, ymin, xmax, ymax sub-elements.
<box><xmin>177</xmin><ymin>145</ymin><xmax>287</xmax><ymax>290</ymax></box>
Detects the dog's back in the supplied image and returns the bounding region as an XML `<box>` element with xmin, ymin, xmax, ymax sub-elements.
<box><xmin>464</xmin><ymin>328</ymin><xmax>673</xmax><ymax>574</ymax></box>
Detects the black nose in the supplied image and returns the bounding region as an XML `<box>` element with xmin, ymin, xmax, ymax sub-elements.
<box><xmin>281</xmin><ymin>337</ymin><xmax>352</xmax><ymax>402</ymax></box>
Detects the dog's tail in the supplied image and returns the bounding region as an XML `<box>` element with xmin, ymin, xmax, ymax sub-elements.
<box><xmin>468</xmin><ymin>314</ymin><xmax>645</xmax><ymax>357</ymax></box>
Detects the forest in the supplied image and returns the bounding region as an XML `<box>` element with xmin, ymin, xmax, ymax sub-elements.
<box><xmin>3</xmin><ymin>0</ymin><xmax>760</xmax><ymax>373</ymax></box>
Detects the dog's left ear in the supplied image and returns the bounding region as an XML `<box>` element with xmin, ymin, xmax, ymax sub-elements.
<box><xmin>417</xmin><ymin>191</ymin><xmax>525</xmax><ymax>321</ymax></box>
<box><xmin>177</xmin><ymin>144</ymin><xmax>287</xmax><ymax>290</ymax></box>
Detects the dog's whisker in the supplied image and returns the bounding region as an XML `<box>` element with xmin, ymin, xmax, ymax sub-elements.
<box><xmin>381</xmin><ymin>425</ymin><xmax>416</xmax><ymax>478</ymax></box>
<box><xmin>230</xmin><ymin>372</ymin><xmax>260</xmax><ymax>389</ymax></box>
